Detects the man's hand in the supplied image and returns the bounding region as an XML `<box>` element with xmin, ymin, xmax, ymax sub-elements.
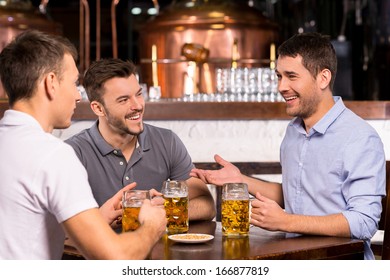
<box><xmin>250</xmin><ymin>192</ymin><xmax>286</xmax><ymax>231</ymax></box>
<box><xmin>99</xmin><ymin>182</ymin><xmax>137</xmax><ymax>227</ymax></box>
<box><xmin>190</xmin><ymin>154</ymin><xmax>243</xmax><ymax>186</ymax></box>
<box><xmin>138</xmin><ymin>199</ymin><xmax>167</xmax><ymax>237</ymax></box>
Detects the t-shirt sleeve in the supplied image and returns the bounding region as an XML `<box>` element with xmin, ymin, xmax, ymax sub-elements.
<box><xmin>168</xmin><ymin>131</ymin><xmax>195</xmax><ymax>180</ymax></box>
<box><xmin>38</xmin><ymin>143</ymin><xmax>98</xmax><ymax>223</ymax></box>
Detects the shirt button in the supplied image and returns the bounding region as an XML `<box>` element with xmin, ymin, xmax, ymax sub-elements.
<box><xmin>299</xmin><ymin>162</ymin><xmax>303</xmax><ymax>167</ymax></box>
<box><xmin>113</xmin><ymin>150</ymin><xmax>118</xmax><ymax>154</ymax></box>
<box><xmin>125</xmin><ymin>176</ymin><xmax>130</xmax><ymax>181</ymax></box>
<box><xmin>119</xmin><ymin>161</ymin><xmax>124</xmax><ymax>165</ymax></box>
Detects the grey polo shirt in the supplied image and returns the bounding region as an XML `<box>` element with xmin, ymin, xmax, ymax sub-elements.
<box><xmin>65</xmin><ymin>121</ymin><xmax>194</xmax><ymax>206</ymax></box>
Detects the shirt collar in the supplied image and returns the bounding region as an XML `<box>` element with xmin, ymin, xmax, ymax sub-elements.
<box><xmin>290</xmin><ymin>96</ymin><xmax>346</xmax><ymax>135</ymax></box>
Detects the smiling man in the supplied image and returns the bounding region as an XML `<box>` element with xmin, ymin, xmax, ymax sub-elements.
<box><xmin>190</xmin><ymin>32</ymin><xmax>386</xmax><ymax>260</ymax></box>
<box><xmin>65</xmin><ymin>58</ymin><xmax>215</xmax><ymax>223</ymax></box>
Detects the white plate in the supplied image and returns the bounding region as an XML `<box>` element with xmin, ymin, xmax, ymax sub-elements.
<box><xmin>168</xmin><ymin>233</ymin><xmax>214</xmax><ymax>244</ymax></box>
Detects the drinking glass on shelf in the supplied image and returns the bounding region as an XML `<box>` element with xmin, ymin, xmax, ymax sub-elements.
<box><xmin>215</xmin><ymin>67</ymin><xmax>230</xmax><ymax>101</ymax></box>
<box><xmin>243</xmin><ymin>68</ymin><xmax>257</xmax><ymax>102</ymax></box>
<box><xmin>148</xmin><ymin>85</ymin><xmax>161</xmax><ymax>101</ymax></box>
<box><xmin>258</xmin><ymin>67</ymin><xmax>279</xmax><ymax>102</ymax></box>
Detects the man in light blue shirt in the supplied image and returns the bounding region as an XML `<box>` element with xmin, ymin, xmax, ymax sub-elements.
<box><xmin>190</xmin><ymin>32</ymin><xmax>386</xmax><ymax>259</ymax></box>
<box><xmin>281</xmin><ymin>95</ymin><xmax>385</xmax><ymax>260</ymax></box>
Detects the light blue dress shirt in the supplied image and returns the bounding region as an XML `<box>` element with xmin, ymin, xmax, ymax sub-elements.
<box><xmin>280</xmin><ymin>96</ymin><xmax>386</xmax><ymax>260</ymax></box>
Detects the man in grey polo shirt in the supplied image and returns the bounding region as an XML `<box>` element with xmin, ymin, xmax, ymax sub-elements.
<box><xmin>65</xmin><ymin>58</ymin><xmax>216</xmax><ymax>222</ymax></box>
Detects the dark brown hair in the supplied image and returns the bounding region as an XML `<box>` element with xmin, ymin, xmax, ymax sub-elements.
<box><xmin>83</xmin><ymin>58</ymin><xmax>137</xmax><ymax>104</ymax></box>
<box><xmin>277</xmin><ymin>32</ymin><xmax>337</xmax><ymax>90</ymax></box>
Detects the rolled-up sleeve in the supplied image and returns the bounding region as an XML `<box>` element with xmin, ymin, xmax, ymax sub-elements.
<box><xmin>341</xmin><ymin>132</ymin><xmax>386</xmax><ymax>240</ymax></box>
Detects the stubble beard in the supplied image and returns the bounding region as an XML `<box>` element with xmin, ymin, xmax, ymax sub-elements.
<box><xmin>286</xmin><ymin>92</ymin><xmax>320</xmax><ymax>120</ymax></box>
<box><xmin>106</xmin><ymin>110</ymin><xmax>144</xmax><ymax>136</ymax></box>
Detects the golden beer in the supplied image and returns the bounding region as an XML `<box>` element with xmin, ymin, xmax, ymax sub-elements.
<box><xmin>221</xmin><ymin>199</ymin><xmax>250</xmax><ymax>236</ymax></box>
<box><xmin>163</xmin><ymin>195</ymin><xmax>189</xmax><ymax>234</ymax></box>
<box><xmin>122</xmin><ymin>206</ymin><xmax>141</xmax><ymax>232</ymax></box>
<box><xmin>122</xmin><ymin>190</ymin><xmax>149</xmax><ymax>232</ymax></box>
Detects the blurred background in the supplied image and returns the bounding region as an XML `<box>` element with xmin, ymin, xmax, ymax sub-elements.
<box><xmin>1</xmin><ymin>0</ymin><xmax>390</xmax><ymax>101</ymax></box>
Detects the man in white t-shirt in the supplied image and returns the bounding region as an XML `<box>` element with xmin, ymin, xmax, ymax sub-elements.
<box><xmin>0</xmin><ymin>30</ymin><xmax>166</xmax><ymax>260</ymax></box>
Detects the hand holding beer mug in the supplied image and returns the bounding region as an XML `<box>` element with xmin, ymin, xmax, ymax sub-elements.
<box><xmin>221</xmin><ymin>183</ymin><xmax>250</xmax><ymax>236</ymax></box>
<box><xmin>162</xmin><ymin>180</ymin><xmax>189</xmax><ymax>234</ymax></box>
<box><xmin>122</xmin><ymin>190</ymin><xmax>150</xmax><ymax>232</ymax></box>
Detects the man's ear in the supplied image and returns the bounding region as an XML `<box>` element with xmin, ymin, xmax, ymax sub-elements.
<box><xmin>90</xmin><ymin>100</ymin><xmax>106</xmax><ymax>117</ymax></box>
<box><xmin>318</xmin><ymin>68</ymin><xmax>331</xmax><ymax>90</ymax></box>
<box><xmin>43</xmin><ymin>72</ymin><xmax>57</xmax><ymax>100</ymax></box>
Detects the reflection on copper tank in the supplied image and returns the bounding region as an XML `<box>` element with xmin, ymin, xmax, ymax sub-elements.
<box><xmin>139</xmin><ymin>0</ymin><xmax>278</xmax><ymax>98</ymax></box>
<box><xmin>0</xmin><ymin>0</ymin><xmax>62</xmax><ymax>99</ymax></box>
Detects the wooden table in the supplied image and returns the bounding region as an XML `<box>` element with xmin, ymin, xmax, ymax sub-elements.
<box><xmin>63</xmin><ymin>221</ymin><xmax>364</xmax><ymax>260</ymax></box>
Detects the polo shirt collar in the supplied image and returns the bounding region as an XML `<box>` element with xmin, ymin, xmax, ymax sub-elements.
<box><xmin>137</xmin><ymin>124</ymin><xmax>151</xmax><ymax>151</ymax></box>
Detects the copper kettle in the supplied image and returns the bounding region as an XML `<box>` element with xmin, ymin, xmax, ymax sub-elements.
<box><xmin>139</xmin><ymin>0</ymin><xmax>278</xmax><ymax>98</ymax></box>
<box><xmin>0</xmin><ymin>0</ymin><xmax>62</xmax><ymax>51</ymax></box>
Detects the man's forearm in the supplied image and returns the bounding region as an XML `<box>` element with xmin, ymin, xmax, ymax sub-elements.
<box><xmin>189</xmin><ymin>195</ymin><xmax>216</xmax><ymax>221</ymax></box>
<box><xmin>283</xmin><ymin>213</ymin><xmax>351</xmax><ymax>237</ymax></box>
<box><xmin>244</xmin><ymin>175</ymin><xmax>284</xmax><ymax>207</ymax></box>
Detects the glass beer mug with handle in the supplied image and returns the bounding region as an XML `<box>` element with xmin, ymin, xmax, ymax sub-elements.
<box><xmin>161</xmin><ymin>180</ymin><xmax>189</xmax><ymax>234</ymax></box>
<box><xmin>122</xmin><ymin>190</ymin><xmax>150</xmax><ymax>232</ymax></box>
<box><xmin>221</xmin><ymin>183</ymin><xmax>250</xmax><ymax>236</ymax></box>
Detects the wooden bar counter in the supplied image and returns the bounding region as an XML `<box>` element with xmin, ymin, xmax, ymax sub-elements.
<box><xmin>1</xmin><ymin>99</ymin><xmax>390</xmax><ymax>120</ymax></box>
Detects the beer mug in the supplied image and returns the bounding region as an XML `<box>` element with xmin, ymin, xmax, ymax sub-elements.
<box><xmin>161</xmin><ymin>180</ymin><xmax>189</xmax><ymax>234</ymax></box>
<box><xmin>221</xmin><ymin>183</ymin><xmax>250</xmax><ymax>236</ymax></box>
<box><xmin>122</xmin><ymin>190</ymin><xmax>150</xmax><ymax>232</ymax></box>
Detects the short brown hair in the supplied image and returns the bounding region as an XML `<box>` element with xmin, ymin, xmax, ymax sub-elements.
<box><xmin>83</xmin><ymin>58</ymin><xmax>137</xmax><ymax>104</ymax></box>
<box><xmin>277</xmin><ymin>32</ymin><xmax>337</xmax><ymax>90</ymax></box>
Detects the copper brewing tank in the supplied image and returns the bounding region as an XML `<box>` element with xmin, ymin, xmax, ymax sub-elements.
<box><xmin>139</xmin><ymin>0</ymin><xmax>278</xmax><ymax>98</ymax></box>
<box><xmin>0</xmin><ymin>0</ymin><xmax>62</xmax><ymax>98</ymax></box>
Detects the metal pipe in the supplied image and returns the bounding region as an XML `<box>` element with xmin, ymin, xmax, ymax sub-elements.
<box><xmin>39</xmin><ymin>0</ymin><xmax>49</xmax><ymax>14</ymax></box>
<box><xmin>270</xmin><ymin>43</ymin><xmax>275</xmax><ymax>69</ymax></box>
<box><xmin>152</xmin><ymin>0</ymin><xmax>160</xmax><ymax>14</ymax></box>
<box><xmin>152</xmin><ymin>44</ymin><xmax>158</xmax><ymax>87</ymax></box>
<box><xmin>231</xmin><ymin>38</ymin><xmax>239</xmax><ymax>69</ymax></box>
<box><xmin>81</xmin><ymin>0</ymin><xmax>90</xmax><ymax>69</ymax></box>
<box><xmin>79</xmin><ymin>0</ymin><xmax>85</xmax><ymax>73</ymax></box>
<box><xmin>96</xmin><ymin>0</ymin><xmax>101</xmax><ymax>60</ymax></box>
<box><xmin>111</xmin><ymin>0</ymin><xmax>120</xmax><ymax>58</ymax></box>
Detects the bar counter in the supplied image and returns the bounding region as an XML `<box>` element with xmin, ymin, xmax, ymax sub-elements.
<box><xmin>1</xmin><ymin>99</ymin><xmax>390</xmax><ymax>120</ymax></box>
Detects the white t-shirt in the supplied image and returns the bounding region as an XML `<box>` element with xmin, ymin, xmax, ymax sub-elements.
<box><xmin>0</xmin><ymin>110</ymin><xmax>98</xmax><ymax>259</ymax></box>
